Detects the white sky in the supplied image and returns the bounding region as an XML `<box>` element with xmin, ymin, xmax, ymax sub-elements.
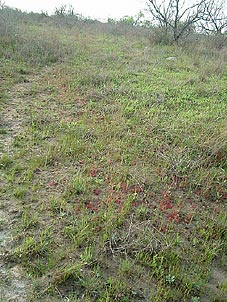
<box><xmin>4</xmin><ymin>0</ymin><xmax>147</xmax><ymax>21</ymax></box>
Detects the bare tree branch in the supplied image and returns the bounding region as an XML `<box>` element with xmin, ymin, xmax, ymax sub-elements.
<box><xmin>200</xmin><ymin>0</ymin><xmax>227</xmax><ymax>34</ymax></box>
<box><xmin>146</xmin><ymin>0</ymin><xmax>209</xmax><ymax>42</ymax></box>
<box><xmin>0</xmin><ymin>0</ymin><xmax>5</xmax><ymax>10</ymax></box>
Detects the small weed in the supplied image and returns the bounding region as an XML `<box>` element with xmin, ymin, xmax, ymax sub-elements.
<box><xmin>13</xmin><ymin>186</ymin><xmax>28</xmax><ymax>199</ymax></box>
<box><xmin>119</xmin><ymin>258</ymin><xmax>134</xmax><ymax>277</ymax></box>
<box><xmin>0</xmin><ymin>153</ymin><xmax>12</xmax><ymax>169</ymax></box>
<box><xmin>21</xmin><ymin>208</ymin><xmax>38</xmax><ymax>230</ymax></box>
<box><xmin>80</xmin><ymin>246</ymin><xmax>93</xmax><ymax>264</ymax></box>
<box><xmin>165</xmin><ymin>274</ymin><xmax>176</xmax><ymax>284</ymax></box>
<box><xmin>14</xmin><ymin>228</ymin><xmax>53</xmax><ymax>261</ymax></box>
<box><xmin>0</xmin><ymin>127</ymin><xmax>7</xmax><ymax>134</ymax></box>
<box><xmin>72</xmin><ymin>174</ymin><xmax>87</xmax><ymax>195</ymax></box>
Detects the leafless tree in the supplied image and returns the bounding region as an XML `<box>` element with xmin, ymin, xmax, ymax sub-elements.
<box><xmin>54</xmin><ymin>4</ymin><xmax>75</xmax><ymax>16</ymax></box>
<box><xmin>0</xmin><ymin>1</ymin><xmax>5</xmax><ymax>10</ymax></box>
<box><xmin>146</xmin><ymin>0</ymin><xmax>207</xmax><ymax>42</ymax></box>
<box><xmin>200</xmin><ymin>0</ymin><xmax>227</xmax><ymax>34</ymax></box>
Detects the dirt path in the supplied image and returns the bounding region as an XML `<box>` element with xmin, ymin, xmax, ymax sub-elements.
<box><xmin>0</xmin><ymin>69</ymin><xmax>52</xmax><ymax>302</ymax></box>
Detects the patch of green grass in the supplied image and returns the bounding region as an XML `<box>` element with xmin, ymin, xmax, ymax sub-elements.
<box><xmin>13</xmin><ymin>186</ymin><xmax>28</xmax><ymax>199</ymax></box>
<box><xmin>0</xmin><ymin>127</ymin><xmax>7</xmax><ymax>134</ymax></box>
<box><xmin>14</xmin><ymin>227</ymin><xmax>53</xmax><ymax>263</ymax></box>
<box><xmin>0</xmin><ymin>154</ymin><xmax>13</xmax><ymax>169</ymax></box>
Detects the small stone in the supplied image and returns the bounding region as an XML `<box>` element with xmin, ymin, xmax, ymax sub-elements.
<box><xmin>166</xmin><ymin>56</ymin><xmax>177</xmax><ymax>61</ymax></box>
<box><xmin>11</xmin><ymin>265</ymin><xmax>24</xmax><ymax>279</ymax></box>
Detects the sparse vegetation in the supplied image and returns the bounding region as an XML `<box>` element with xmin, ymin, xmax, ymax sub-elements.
<box><xmin>0</xmin><ymin>5</ymin><xmax>227</xmax><ymax>302</ymax></box>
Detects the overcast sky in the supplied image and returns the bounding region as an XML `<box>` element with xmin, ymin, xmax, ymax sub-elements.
<box><xmin>4</xmin><ymin>0</ymin><xmax>147</xmax><ymax>21</ymax></box>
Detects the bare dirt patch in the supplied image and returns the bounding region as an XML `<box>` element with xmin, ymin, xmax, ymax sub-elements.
<box><xmin>0</xmin><ymin>69</ymin><xmax>54</xmax><ymax>302</ymax></box>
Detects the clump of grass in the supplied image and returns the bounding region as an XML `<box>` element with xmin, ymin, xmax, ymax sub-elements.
<box><xmin>0</xmin><ymin>154</ymin><xmax>12</xmax><ymax>169</ymax></box>
<box><xmin>14</xmin><ymin>228</ymin><xmax>53</xmax><ymax>262</ymax></box>
<box><xmin>0</xmin><ymin>127</ymin><xmax>7</xmax><ymax>134</ymax></box>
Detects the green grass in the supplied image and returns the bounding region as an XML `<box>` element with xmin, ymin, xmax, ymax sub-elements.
<box><xmin>0</xmin><ymin>7</ymin><xmax>227</xmax><ymax>302</ymax></box>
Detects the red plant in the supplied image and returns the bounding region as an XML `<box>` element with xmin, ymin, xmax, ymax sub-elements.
<box><xmin>162</xmin><ymin>190</ymin><xmax>168</xmax><ymax>198</ymax></box>
<box><xmin>121</xmin><ymin>181</ymin><xmax>127</xmax><ymax>193</ymax></box>
<box><xmin>90</xmin><ymin>169</ymin><xmax>97</xmax><ymax>177</ymax></box>
<box><xmin>160</xmin><ymin>225</ymin><xmax>168</xmax><ymax>234</ymax></box>
<box><xmin>130</xmin><ymin>185</ymin><xmax>143</xmax><ymax>193</ymax></box>
<box><xmin>159</xmin><ymin>197</ymin><xmax>172</xmax><ymax>211</ymax></box>
<box><xmin>106</xmin><ymin>176</ymin><xmax>111</xmax><ymax>184</ymax></box>
<box><xmin>167</xmin><ymin>211</ymin><xmax>181</xmax><ymax>223</ymax></box>
<box><xmin>184</xmin><ymin>213</ymin><xmax>192</xmax><ymax>224</ymax></box>
<box><xmin>115</xmin><ymin>199</ymin><xmax>122</xmax><ymax>204</ymax></box>
<box><xmin>49</xmin><ymin>180</ymin><xmax>57</xmax><ymax>188</ymax></box>
<box><xmin>93</xmin><ymin>189</ymin><xmax>100</xmax><ymax>195</ymax></box>
<box><xmin>85</xmin><ymin>201</ymin><xmax>98</xmax><ymax>212</ymax></box>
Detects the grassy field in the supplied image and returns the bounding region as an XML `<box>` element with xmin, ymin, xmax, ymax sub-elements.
<box><xmin>0</xmin><ymin>8</ymin><xmax>227</xmax><ymax>302</ymax></box>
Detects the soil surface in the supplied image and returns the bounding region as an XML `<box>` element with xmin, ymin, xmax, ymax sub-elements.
<box><xmin>0</xmin><ymin>74</ymin><xmax>45</xmax><ymax>302</ymax></box>
<box><xmin>1</xmin><ymin>67</ymin><xmax>226</xmax><ymax>302</ymax></box>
